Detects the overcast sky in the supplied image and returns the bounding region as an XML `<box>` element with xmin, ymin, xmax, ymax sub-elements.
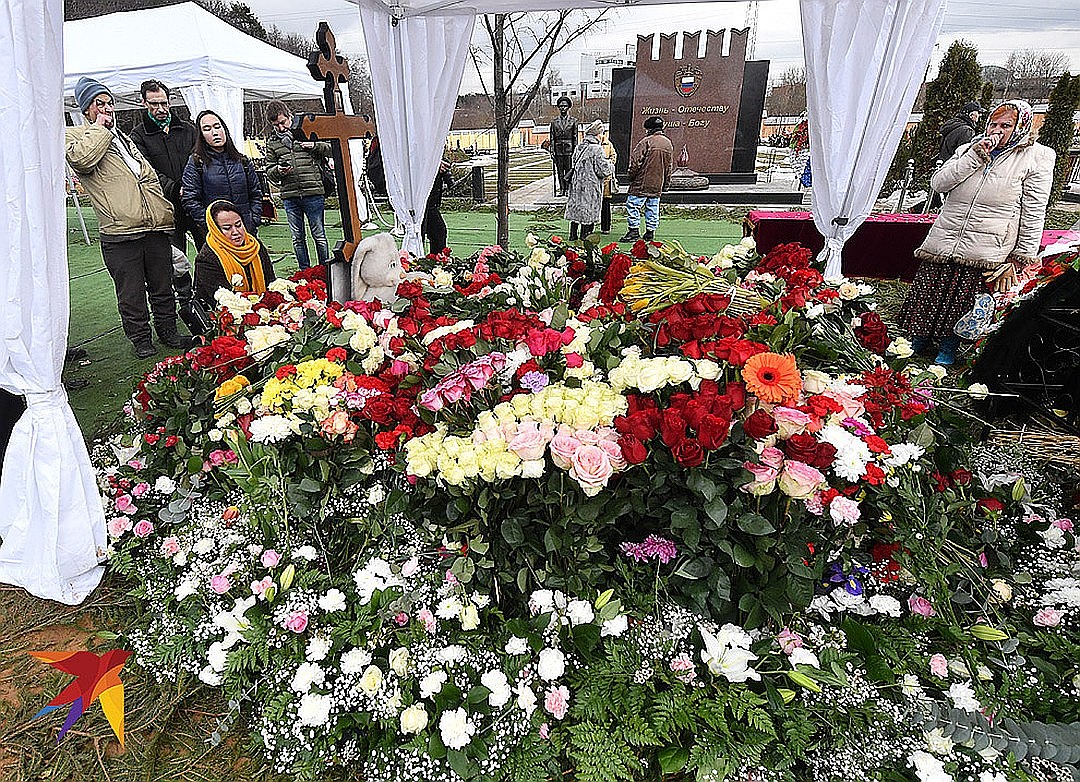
<box><xmin>245</xmin><ymin>0</ymin><xmax>1080</xmax><ymax>95</ymax></box>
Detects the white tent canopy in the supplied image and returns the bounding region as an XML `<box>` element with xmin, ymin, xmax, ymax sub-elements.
<box><xmin>0</xmin><ymin>0</ymin><xmax>944</xmax><ymax>604</ymax></box>
<box><xmin>63</xmin><ymin>1</ymin><xmax>322</xmax><ymax>141</ymax></box>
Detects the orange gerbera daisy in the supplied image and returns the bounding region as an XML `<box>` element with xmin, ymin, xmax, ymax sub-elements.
<box><xmin>742</xmin><ymin>352</ymin><xmax>802</xmax><ymax>404</ymax></box>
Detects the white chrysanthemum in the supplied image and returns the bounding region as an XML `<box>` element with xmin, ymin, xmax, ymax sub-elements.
<box><xmin>884</xmin><ymin>442</ymin><xmax>925</xmax><ymax>468</ymax></box>
<box><xmin>245</xmin><ymin>325</ymin><xmax>290</xmax><ymax>356</ymax></box>
<box><xmin>340</xmin><ymin>647</ymin><xmax>372</xmax><ymax>675</ymax></box>
<box><xmin>436</xmin><ymin>596</ymin><xmax>463</xmax><ymax>620</ymax></box>
<box><xmin>291</xmin><ymin>661</ymin><xmax>326</xmax><ymax>693</ymax></box>
<box><xmin>946</xmin><ymin>682</ymin><xmax>981</xmax><ymax>713</ymax></box>
<box><xmin>248</xmin><ymin>415</ymin><xmax>294</xmax><ymax>444</ymax></box>
<box><xmin>297</xmin><ymin>692</ymin><xmax>332</xmax><ymax>727</ymax></box>
<box><xmin>154</xmin><ymin>476</ymin><xmax>176</xmax><ymax>494</ymax></box>
<box><xmin>439</xmin><ymin>707</ymin><xmax>476</xmax><ymax>750</ymax></box>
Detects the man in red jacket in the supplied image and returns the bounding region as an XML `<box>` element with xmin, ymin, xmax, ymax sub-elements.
<box><xmin>620</xmin><ymin>116</ymin><xmax>673</xmax><ymax>243</ymax></box>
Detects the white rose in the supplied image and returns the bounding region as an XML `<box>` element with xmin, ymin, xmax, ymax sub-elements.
<box><xmin>788</xmin><ymin>647</ymin><xmax>820</xmax><ymax>668</ymax></box>
<box><xmin>802</xmin><ymin>370</ymin><xmax>831</xmax><ymax>395</ymax></box>
<box><xmin>837</xmin><ymin>281</ymin><xmax>860</xmax><ymax>300</ymax></box>
<box><xmin>459</xmin><ymin>603</ymin><xmax>481</xmax><ymax>631</ymax></box>
<box><xmin>966</xmin><ymin>383</ymin><xmax>989</xmax><ymax>400</ymax></box>
<box><xmin>536</xmin><ymin>647</ymin><xmax>566</xmax><ymax>681</ymax></box>
<box><xmin>886</xmin><ymin>338</ymin><xmax>914</xmax><ymax>359</ymax></box>
<box><xmin>516</xmin><ymin>682</ymin><xmax>537</xmax><ymax>715</ymax></box>
<box><xmin>694</xmin><ymin>360</ymin><xmax>722</xmax><ymax>380</ymax></box>
<box><xmin>399</xmin><ymin>703</ymin><xmax>429</xmax><ymax>734</ymax></box>
<box><xmin>389</xmin><ymin>648</ymin><xmax>410</xmax><ymax>676</ymax></box>
<box><xmin>297</xmin><ymin>692</ymin><xmax>332</xmax><ymax>727</ymax></box>
<box><xmin>359</xmin><ymin>664</ymin><xmax>384</xmax><ymax>694</ymax></box>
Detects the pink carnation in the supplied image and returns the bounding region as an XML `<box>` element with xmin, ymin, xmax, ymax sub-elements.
<box><xmin>131</xmin><ymin>482</ymin><xmax>150</xmax><ymax>497</ymax></box>
<box><xmin>1033</xmin><ymin>607</ymin><xmax>1062</xmax><ymax>627</ymax></box>
<box><xmin>107</xmin><ymin>516</ymin><xmax>133</xmax><ymax>538</ymax></box>
<box><xmin>1053</xmin><ymin>518</ymin><xmax>1074</xmax><ymax>532</ymax></box>
<box><xmin>828</xmin><ymin>496</ymin><xmax>861</xmax><ymax>526</ymax></box>
<box><xmin>418</xmin><ymin>607</ymin><xmax>437</xmax><ymax>633</ymax></box>
<box><xmin>928</xmin><ymin>653</ymin><xmax>948</xmax><ymax>677</ymax></box>
<box><xmin>777</xmin><ymin>628</ymin><xmax>803</xmax><ymax>654</ymax></box>
<box><xmin>544</xmin><ymin>685</ymin><xmax>570</xmax><ymax>720</ymax></box>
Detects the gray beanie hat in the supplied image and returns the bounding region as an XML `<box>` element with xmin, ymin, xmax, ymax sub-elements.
<box><xmin>586</xmin><ymin>120</ymin><xmax>604</xmax><ymax>137</ymax></box>
<box><xmin>75</xmin><ymin>76</ymin><xmax>112</xmax><ymax>113</ymax></box>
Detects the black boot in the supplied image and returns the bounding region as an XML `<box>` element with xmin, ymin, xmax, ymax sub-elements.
<box><xmin>642</xmin><ymin>230</ymin><xmax>655</xmax><ymax>242</ymax></box>
<box><xmin>134</xmin><ymin>340</ymin><xmax>158</xmax><ymax>360</ymax></box>
<box><xmin>619</xmin><ymin>228</ymin><xmax>640</xmax><ymax>243</ymax></box>
<box><xmin>158</xmin><ymin>327</ymin><xmax>194</xmax><ymax>351</ymax></box>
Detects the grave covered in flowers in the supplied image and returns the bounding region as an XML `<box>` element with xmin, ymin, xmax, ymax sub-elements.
<box><xmin>99</xmin><ymin>236</ymin><xmax>1080</xmax><ymax>782</ymax></box>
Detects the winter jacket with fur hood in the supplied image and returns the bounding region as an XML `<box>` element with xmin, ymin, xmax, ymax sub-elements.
<box><xmin>916</xmin><ymin>133</ymin><xmax>1055</xmax><ymax>270</ymax></box>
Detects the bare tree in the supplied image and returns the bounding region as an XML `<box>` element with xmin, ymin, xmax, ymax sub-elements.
<box><xmin>1003</xmin><ymin>49</ymin><xmax>1071</xmax><ymax>101</ymax></box>
<box><xmin>765</xmin><ymin>65</ymin><xmax>806</xmax><ymax>117</ymax></box>
<box><xmin>473</xmin><ymin>12</ymin><xmax>607</xmax><ymax>246</ymax></box>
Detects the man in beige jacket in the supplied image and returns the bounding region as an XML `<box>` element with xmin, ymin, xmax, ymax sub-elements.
<box><xmin>66</xmin><ymin>77</ymin><xmax>190</xmax><ymax>360</ymax></box>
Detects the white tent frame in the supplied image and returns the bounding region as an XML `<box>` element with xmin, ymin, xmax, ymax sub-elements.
<box><xmin>0</xmin><ymin>0</ymin><xmax>944</xmax><ymax>604</ymax></box>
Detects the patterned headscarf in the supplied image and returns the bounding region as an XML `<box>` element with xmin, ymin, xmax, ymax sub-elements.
<box><xmin>985</xmin><ymin>99</ymin><xmax>1034</xmax><ymax>152</ymax></box>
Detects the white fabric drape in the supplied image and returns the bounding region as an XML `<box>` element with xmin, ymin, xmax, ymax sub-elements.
<box><xmin>359</xmin><ymin>10</ymin><xmax>474</xmax><ymax>256</ymax></box>
<box><xmin>0</xmin><ymin>0</ymin><xmax>107</xmax><ymax>605</ymax></box>
<box><xmin>179</xmin><ymin>82</ymin><xmax>246</xmax><ymax>146</ymax></box>
<box><xmin>800</xmin><ymin>0</ymin><xmax>946</xmax><ymax>278</ymax></box>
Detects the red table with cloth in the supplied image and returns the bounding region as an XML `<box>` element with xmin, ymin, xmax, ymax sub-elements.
<box><xmin>744</xmin><ymin>210</ymin><xmax>936</xmax><ymax>281</ymax></box>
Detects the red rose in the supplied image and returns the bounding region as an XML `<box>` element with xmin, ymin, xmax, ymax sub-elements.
<box><xmin>931</xmin><ymin>471</ymin><xmax>953</xmax><ymax>492</ymax></box>
<box><xmin>950</xmin><ymin>468</ymin><xmax>973</xmax><ymax>486</ymax></box>
<box><xmin>782</xmin><ymin>433</ymin><xmax>836</xmax><ymax>469</ymax></box>
<box><xmin>326</xmin><ymin>347</ymin><xmax>347</xmax><ymax>363</ymax></box>
<box><xmin>164</xmin><ymin>435</ymin><xmax>178</xmax><ymax>447</ymax></box>
<box><xmin>672</xmin><ymin>439</ymin><xmax>705</xmax><ymax>468</ymax></box>
<box><xmin>363</xmin><ymin>396</ymin><xmax>395</xmax><ymax>425</ymax></box>
<box><xmin>619</xmin><ymin>436</ymin><xmax>648</xmax><ymax>465</ymax></box>
<box><xmin>697</xmin><ymin>414</ymin><xmax>731</xmax><ymax>450</ymax></box>
<box><xmin>660</xmin><ymin>409</ymin><xmax>688</xmax><ymax>448</ymax></box>
<box><xmin>854</xmin><ymin>311</ymin><xmax>890</xmax><ymax>354</ymax></box>
<box><xmin>396</xmin><ymin>281</ymin><xmax>424</xmax><ymax>299</ymax></box>
<box><xmin>743</xmin><ymin>410</ymin><xmax>778</xmax><ymax>439</ymax></box>
<box><xmin>144</xmin><ymin>433</ymin><xmax>160</xmax><ymax>445</ymax></box>
<box><xmin>241</xmin><ymin>312</ymin><xmax>260</xmax><ymax>327</ymax></box>
<box><xmin>976</xmin><ymin>497</ymin><xmax>1005</xmax><ymax>515</ymax></box>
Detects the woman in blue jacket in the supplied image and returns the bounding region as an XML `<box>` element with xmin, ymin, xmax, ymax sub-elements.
<box><xmin>182</xmin><ymin>110</ymin><xmax>262</xmax><ymax>236</ymax></box>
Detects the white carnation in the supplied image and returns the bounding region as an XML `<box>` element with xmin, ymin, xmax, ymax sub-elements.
<box><xmin>438</xmin><ymin>707</ymin><xmax>476</xmax><ymax>750</ymax></box>
<box><xmin>536</xmin><ymin>647</ymin><xmax>566</xmax><ymax>681</ymax></box>
<box><xmin>291</xmin><ymin>661</ymin><xmax>326</xmax><ymax>693</ymax></box>
<box><xmin>340</xmin><ymin>647</ymin><xmax>372</xmax><ymax>675</ymax></box>
<box><xmin>297</xmin><ymin>692</ymin><xmax>332</xmax><ymax>727</ymax></box>
<box><xmin>480</xmin><ymin>669</ymin><xmax>512</xmax><ymax>708</ymax></box>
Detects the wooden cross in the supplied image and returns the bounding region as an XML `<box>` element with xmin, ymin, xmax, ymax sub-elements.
<box><xmin>299</xmin><ymin>22</ymin><xmax>376</xmax><ymax>282</ymax></box>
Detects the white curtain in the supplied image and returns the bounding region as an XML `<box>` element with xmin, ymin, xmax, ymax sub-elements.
<box><xmin>359</xmin><ymin>10</ymin><xmax>474</xmax><ymax>256</ymax></box>
<box><xmin>180</xmin><ymin>82</ymin><xmax>246</xmax><ymax>146</ymax></box>
<box><xmin>800</xmin><ymin>0</ymin><xmax>946</xmax><ymax>278</ymax></box>
<box><xmin>0</xmin><ymin>0</ymin><xmax>107</xmax><ymax>604</ymax></box>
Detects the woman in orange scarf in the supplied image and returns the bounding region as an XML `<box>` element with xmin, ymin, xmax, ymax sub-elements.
<box><xmin>194</xmin><ymin>200</ymin><xmax>276</xmax><ymax>305</ymax></box>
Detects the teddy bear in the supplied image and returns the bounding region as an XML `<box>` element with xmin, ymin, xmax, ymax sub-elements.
<box><xmin>349</xmin><ymin>232</ymin><xmax>406</xmax><ymax>303</ymax></box>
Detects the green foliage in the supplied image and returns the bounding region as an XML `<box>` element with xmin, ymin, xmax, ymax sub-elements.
<box><xmin>1040</xmin><ymin>72</ymin><xmax>1080</xmax><ymax>205</ymax></box>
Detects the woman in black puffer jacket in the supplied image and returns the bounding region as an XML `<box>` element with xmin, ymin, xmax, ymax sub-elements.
<box><xmin>182</xmin><ymin>110</ymin><xmax>262</xmax><ymax>237</ymax></box>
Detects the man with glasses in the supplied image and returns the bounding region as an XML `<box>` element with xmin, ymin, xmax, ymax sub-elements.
<box><xmin>129</xmin><ymin>80</ymin><xmax>202</xmax><ymax>332</ymax></box>
<box><xmin>66</xmin><ymin>77</ymin><xmax>191</xmax><ymax>360</ymax></box>
<box><xmin>263</xmin><ymin>100</ymin><xmax>331</xmax><ymax>269</ymax></box>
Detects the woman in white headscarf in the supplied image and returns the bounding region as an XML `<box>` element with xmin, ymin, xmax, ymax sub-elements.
<box><xmin>564</xmin><ymin>120</ymin><xmax>615</xmax><ymax>242</ymax></box>
<box><xmin>899</xmin><ymin>100</ymin><xmax>1055</xmax><ymax>365</ymax></box>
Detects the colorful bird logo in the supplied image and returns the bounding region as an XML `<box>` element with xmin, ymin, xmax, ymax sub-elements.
<box><xmin>30</xmin><ymin>649</ymin><xmax>131</xmax><ymax>745</ymax></box>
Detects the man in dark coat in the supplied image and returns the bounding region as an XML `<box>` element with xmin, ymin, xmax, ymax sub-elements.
<box><xmin>263</xmin><ymin>100</ymin><xmax>332</xmax><ymax>269</ymax></box>
<box><xmin>939</xmin><ymin>102</ymin><xmax>983</xmax><ymax>162</ymax></box>
<box><xmin>620</xmin><ymin>116</ymin><xmax>673</xmax><ymax>243</ymax></box>
<box><xmin>129</xmin><ymin>80</ymin><xmax>202</xmax><ymax>252</ymax></box>
<box><xmin>550</xmin><ymin>96</ymin><xmax>578</xmax><ymax>197</ymax></box>
<box><xmin>128</xmin><ymin>79</ymin><xmax>200</xmax><ymax>329</ymax></box>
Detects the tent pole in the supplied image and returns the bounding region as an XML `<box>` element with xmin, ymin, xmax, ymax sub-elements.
<box><xmin>391</xmin><ymin>11</ymin><xmax>419</xmax><ymax>255</ymax></box>
<box><xmin>66</xmin><ymin>164</ymin><xmax>90</xmax><ymax>246</ymax></box>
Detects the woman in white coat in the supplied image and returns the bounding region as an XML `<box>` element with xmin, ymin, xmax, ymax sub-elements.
<box><xmin>899</xmin><ymin>100</ymin><xmax>1055</xmax><ymax>365</ymax></box>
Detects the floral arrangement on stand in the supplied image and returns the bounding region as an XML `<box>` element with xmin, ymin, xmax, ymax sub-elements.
<box><xmin>95</xmin><ymin>235</ymin><xmax>1080</xmax><ymax>782</ymax></box>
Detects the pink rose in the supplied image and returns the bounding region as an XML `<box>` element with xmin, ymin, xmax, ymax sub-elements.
<box><xmin>131</xmin><ymin>482</ymin><xmax>150</xmax><ymax>497</ymax></box>
<box><xmin>772</xmin><ymin>406</ymin><xmax>814</xmax><ymax>438</ymax></box>
<box><xmin>549</xmin><ymin>432</ymin><xmax>582</xmax><ymax>470</ymax></box>
<box><xmin>391</xmin><ymin>359</ymin><xmax>411</xmax><ymax>376</ymax></box>
<box><xmin>929</xmin><ymin>653</ymin><xmax>948</xmax><ymax>677</ymax></box>
<box><xmin>115</xmin><ymin>494</ymin><xmax>136</xmax><ymax>514</ymax></box>
<box><xmin>401</xmin><ymin>556</ymin><xmax>419</xmax><ymax>577</ymax></box>
<box><xmin>741</xmin><ymin>461</ymin><xmax>779</xmax><ymax>496</ymax></box>
<box><xmin>1054</xmin><ymin>518</ymin><xmax>1074</xmax><ymax>532</ymax></box>
<box><xmin>251</xmin><ymin>575</ymin><xmax>274</xmax><ymax>597</ymax></box>
<box><xmin>107</xmin><ymin>516</ymin><xmax>133</xmax><ymax>538</ymax></box>
<box><xmin>126</xmin><ymin>458</ymin><xmax>145</xmax><ymax>470</ymax></box>
<box><xmin>209</xmin><ymin>450</ymin><xmax>227</xmax><ymax>467</ymax></box>
<box><xmin>261</xmin><ymin>549</ymin><xmax>281</xmax><ymax>568</ymax></box>
<box><xmin>1033</xmin><ymin>607</ymin><xmax>1062</xmax><ymax>627</ymax></box>
<box><xmin>564</xmin><ymin>352</ymin><xmax>584</xmax><ymax>369</ymax></box>
<box><xmin>210</xmin><ymin>574</ymin><xmax>232</xmax><ymax>594</ymax></box>
<box><xmin>394</xmin><ymin>612</ymin><xmax>409</xmax><ymax>626</ymax></box>
<box><xmin>133</xmin><ymin>519</ymin><xmax>154</xmax><ymax>538</ymax></box>
<box><xmin>284</xmin><ymin>610</ymin><xmax>309</xmax><ymax>633</ymax></box>
<box><xmin>777</xmin><ymin>628</ymin><xmax>803</xmax><ymax>654</ymax></box>
<box><xmin>598</xmin><ymin>439</ymin><xmax>627</xmax><ymax>471</ymax></box>
<box><xmin>508</xmin><ymin>422</ymin><xmax>549</xmax><ymax>461</ymax></box>
<box><xmin>828</xmin><ymin>496</ymin><xmax>861</xmax><ymax>526</ymax></box>
<box><xmin>544</xmin><ymin>685</ymin><xmax>570</xmax><ymax>720</ymax></box>
<box><xmin>224</xmin><ymin>450</ymin><xmax>238</xmax><ymax>465</ymax></box>
<box><xmin>440</xmin><ymin>375</ymin><xmax>470</xmax><ymax>404</ymax></box>
<box><xmin>907</xmin><ymin>594</ymin><xmax>935</xmax><ymax>617</ymax></box>
<box><xmin>574</xmin><ymin>428</ymin><xmax>601</xmax><ymax>446</ymax></box>
<box><xmin>418</xmin><ymin>607</ymin><xmax>436</xmax><ymax>633</ymax></box>
<box><xmin>777</xmin><ymin>461</ymin><xmax>825</xmax><ymax>500</ymax></box>
<box><xmin>760</xmin><ymin>446</ymin><xmax>785</xmax><ymax>469</ymax></box>
<box><xmin>978</xmin><ymin>551</ymin><xmax>988</xmax><ymax>568</ymax></box>
<box><xmin>569</xmin><ymin>444</ymin><xmax>614</xmax><ymax>497</ymax></box>
<box><xmin>418</xmin><ymin>388</ymin><xmax>445</xmax><ymax>412</ymax></box>
<box><xmin>160</xmin><ymin>536</ymin><xmax>180</xmax><ymax>557</ymax></box>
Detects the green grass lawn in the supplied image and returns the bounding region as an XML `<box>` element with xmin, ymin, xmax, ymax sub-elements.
<box><xmin>63</xmin><ymin>206</ymin><xmax>744</xmax><ymax>437</ymax></box>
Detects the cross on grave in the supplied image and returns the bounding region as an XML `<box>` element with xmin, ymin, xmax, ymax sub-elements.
<box><xmin>298</xmin><ymin>22</ymin><xmax>376</xmax><ymax>299</ymax></box>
